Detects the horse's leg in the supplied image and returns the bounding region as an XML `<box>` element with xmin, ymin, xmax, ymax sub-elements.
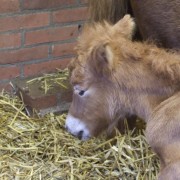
<box><xmin>146</xmin><ymin>92</ymin><xmax>180</xmax><ymax>179</ymax></box>
<box><xmin>88</xmin><ymin>0</ymin><xmax>130</xmax><ymax>23</ymax></box>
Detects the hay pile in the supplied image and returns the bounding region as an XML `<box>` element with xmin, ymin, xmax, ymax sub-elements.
<box><xmin>0</xmin><ymin>90</ymin><xmax>159</xmax><ymax>179</ymax></box>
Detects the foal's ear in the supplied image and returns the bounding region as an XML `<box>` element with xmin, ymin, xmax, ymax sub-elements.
<box><xmin>113</xmin><ymin>14</ymin><xmax>135</xmax><ymax>39</ymax></box>
<box><xmin>89</xmin><ymin>44</ymin><xmax>113</xmax><ymax>77</ymax></box>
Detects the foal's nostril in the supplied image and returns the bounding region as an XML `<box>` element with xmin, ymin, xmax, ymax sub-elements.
<box><xmin>77</xmin><ymin>130</ymin><xmax>84</xmax><ymax>139</ymax></box>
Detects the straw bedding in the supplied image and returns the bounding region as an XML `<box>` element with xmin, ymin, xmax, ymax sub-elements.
<box><xmin>0</xmin><ymin>71</ymin><xmax>160</xmax><ymax>180</ymax></box>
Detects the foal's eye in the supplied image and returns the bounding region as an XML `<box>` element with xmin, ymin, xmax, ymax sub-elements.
<box><xmin>79</xmin><ymin>90</ymin><xmax>85</xmax><ymax>96</ymax></box>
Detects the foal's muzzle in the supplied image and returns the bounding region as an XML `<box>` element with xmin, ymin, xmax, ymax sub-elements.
<box><xmin>65</xmin><ymin>114</ymin><xmax>91</xmax><ymax>140</ymax></box>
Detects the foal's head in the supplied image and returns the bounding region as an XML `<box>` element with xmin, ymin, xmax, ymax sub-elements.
<box><xmin>65</xmin><ymin>15</ymin><xmax>136</xmax><ymax>140</ymax></box>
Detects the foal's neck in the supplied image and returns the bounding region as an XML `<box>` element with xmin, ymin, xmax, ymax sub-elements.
<box><xmin>117</xmin><ymin>43</ymin><xmax>179</xmax><ymax>121</ymax></box>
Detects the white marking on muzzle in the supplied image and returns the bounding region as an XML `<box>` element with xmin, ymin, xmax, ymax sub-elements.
<box><xmin>65</xmin><ymin>114</ymin><xmax>91</xmax><ymax>140</ymax></box>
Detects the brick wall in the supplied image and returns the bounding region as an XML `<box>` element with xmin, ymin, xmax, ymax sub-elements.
<box><xmin>0</xmin><ymin>0</ymin><xmax>88</xmax><ymax>91</ymax></box>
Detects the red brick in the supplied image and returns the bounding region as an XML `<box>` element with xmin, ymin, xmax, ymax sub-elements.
<box><xmin>52</xmin><ymin>42</ymin><xmax>76</xmax><ymax>57</ymax></box>
<box><xmin>0</xmin><ymin>0</ymin><xmax>20</xmax><ymax>14</ymax></box>
<box><xmin>0</xmin><ymin>13</ymin><xmax>49</xmax><ymax>32</ymax></box>
<box><xmin>0</xmin><ymin>66</ymin><xmax>20</xmax><ymax>79</ymax></box>
<box><xmin>14</xmin><ymin>77</ymin><xmax>72</xmax><ymax>111</ymax></box>
<box><xmin>0</xmin><ymin>33</ymin><xmax>21</xmax><ymax>49</ymax></box>
<box><xmin>53</xmin><ymin>7</ymin><xmax>88</xmax><ymax>23</ymax></box>
<box><xmin>25</xmin><ymin>26</ymin><xmax>79</xmax><ymax>46</ymax></box>
<box><xmin>20</xmin><ymin>90</ymin><xmax>58</xmax><ymax>110</ymax></box>
<box><xmin>0</xmin><ymin>46</ymin><xmax>49</xmax><ymax>64</ymax></box>
<box><xmin>24</xmin><ymin>58</ymin><xmax>70</xmax><ymax>77</ymax></box>
<box><xmin>22</xmin><ymin>0</ymin><xmax>75</xmax><ymax>10</ymax></box>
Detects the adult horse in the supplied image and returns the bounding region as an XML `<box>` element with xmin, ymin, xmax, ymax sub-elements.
<box><xmin>88</xmin><ymin>0</ymin><xmax>180</xmax><ymax>49</ymax></box>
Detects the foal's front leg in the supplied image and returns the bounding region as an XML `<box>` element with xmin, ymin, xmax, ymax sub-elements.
<box><xmin>145</xmin><ymin>92</ymin><xmax>180</xmax><ymax>180</ymax></box>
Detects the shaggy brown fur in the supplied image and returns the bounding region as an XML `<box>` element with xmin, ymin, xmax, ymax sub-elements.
<box><xmin>88</xmin><ymin>0</ymin><xmax>180</xmax><ymax>49</ymax></box>
<box><xmin>67</xmin><ymin>15</ymin><xmax>180</xmax><ymax>179</ymax></box>
<box><xmin>146</xmin><ymin>92</ymin><xmax>180</xmax><ymax>180</ymax></box>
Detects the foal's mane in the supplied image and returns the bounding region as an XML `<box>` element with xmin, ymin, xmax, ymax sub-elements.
<box><xmin>120</xmin><ymin>39</ymin><xmax>180</xmax><ymax>83</ymax></box>
<box><xmin>147</xmin><ymin>47</ymin><xmax>180</xmax><ymax>83</ymax></box>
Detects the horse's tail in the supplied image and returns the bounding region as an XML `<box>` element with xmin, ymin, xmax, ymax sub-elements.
<box><xmin>88</xmin><ymin>0</ymin><xmax>130</xmax><ymax>24</ymax></box>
